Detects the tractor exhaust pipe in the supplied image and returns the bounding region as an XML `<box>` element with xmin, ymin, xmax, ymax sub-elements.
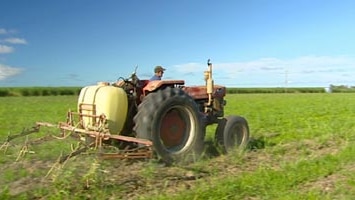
<box><xmin>204</xmin><ymin>59</ymin><xmax>214</xmax><ymax>108</ymax></box>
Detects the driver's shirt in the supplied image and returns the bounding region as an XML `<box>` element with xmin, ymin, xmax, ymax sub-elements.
<box><xmin>150</xmin><ymin>75</ymin><xmax>161</xmax><ymax>81</ymax></box>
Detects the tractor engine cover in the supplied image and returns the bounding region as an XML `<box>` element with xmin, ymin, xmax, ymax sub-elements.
<box><xmin>78</xmin><ymin>83</ymin><xmax>128</xmax><ymax>134</ymax></box>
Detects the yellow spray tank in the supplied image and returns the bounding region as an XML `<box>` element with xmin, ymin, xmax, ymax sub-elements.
<box><xmin>77</xmin><ymin>82</ymin><xmax>128</xmax><ymax>134</ymax></box>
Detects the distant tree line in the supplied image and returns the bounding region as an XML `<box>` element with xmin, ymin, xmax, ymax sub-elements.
<box><xmin>228</xmin><ymin>85</ymin><xmax>355</xmax><ymax>93</ymax></box>
<box><xmin>328</xmin><ymin>85</ymin><xmax>355</xmax><ymax>93</ymax></box>
<box><xmin>227</xmin><ymin>87</ymin><xmax>326</xmax><ymax>94</ymax></box>
<box><xmin>0</xmin><ymin>87</ymin><xmax>81</xmax><ymax>97</ymax></box>
<box><xmin>1</xmin><ymin>85</ymin><xmax>355</xmax><ymax>97</ymax></box>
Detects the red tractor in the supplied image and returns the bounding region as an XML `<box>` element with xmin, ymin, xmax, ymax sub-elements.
<box><xmin>3</xmin><ymin>60</ymin><xmax>249</xmax><ymax>164</ymax></box>
<box><xmin>96</xmin><ymin>59</ymin><xmax>250</xmax><ymax>164</ymax></box>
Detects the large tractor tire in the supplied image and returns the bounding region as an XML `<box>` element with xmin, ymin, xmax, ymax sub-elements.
<box><xmin>215</xmin><ymin>115</ymin><xmax>249</xmax><ymax>153</ymax></box>
<box><xmin>133</xmin><ymin>87</ymin><xmax>205</xmax><ymax>164</ymax></box>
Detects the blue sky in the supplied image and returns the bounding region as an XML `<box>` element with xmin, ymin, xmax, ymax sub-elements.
<box><xmin>1</xmin><ymin>0</ymin><xmax>355</xmax><ymax>87</ymax></box>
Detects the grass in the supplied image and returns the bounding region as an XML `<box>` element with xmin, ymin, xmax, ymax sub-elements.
<box><xmin>160</xmin><ymin>146</ymin><xmax>354</xmax><ymax>199</ymax></box>
<box><xmin>1</xmin><ymin>93</ymin><xmax>355</xmax><ymax>199</ymax></box>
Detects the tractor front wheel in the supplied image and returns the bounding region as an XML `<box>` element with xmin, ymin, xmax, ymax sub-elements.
<box><xmin>215</xmin><ymin>115</ymin><xmax>250</xmax><ymax>153</ymax></box>
<box><xmin>133</xmin><ymin>87</ymin><xmax>205</xmax><ymax>164</ymax></box>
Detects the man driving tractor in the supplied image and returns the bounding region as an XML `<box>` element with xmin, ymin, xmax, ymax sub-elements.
<box><xmin>150</xmin><ymin>66</ymin><xmax>166</xmax><ymax>81</ymax></box>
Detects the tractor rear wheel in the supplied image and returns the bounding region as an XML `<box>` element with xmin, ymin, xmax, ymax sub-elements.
<box><xmin>215</xmin><ymin>115</ymin><xmax>249</xmax><ymax>153</ymax></box>
<box><xmin>133</xmin><ymin>87</ymin><xmax>205</xmax><ymax>164</ymax></box>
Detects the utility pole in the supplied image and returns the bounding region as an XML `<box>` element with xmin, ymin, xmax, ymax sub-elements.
<box><xmin>284</xmin><ymin>69</ymin><xmax>288</xmax><ymax>93</ymax></box>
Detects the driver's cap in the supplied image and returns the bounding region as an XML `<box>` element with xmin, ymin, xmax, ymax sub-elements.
<box><xmin>154</xmin><ymin>66</ymin><xmax>166</xmax><ymax>73</ymax></box>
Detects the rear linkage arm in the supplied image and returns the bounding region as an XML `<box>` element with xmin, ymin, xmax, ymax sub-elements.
<box><xmin>1</xmin><ymin>120</ymin><xmax>153</xmax><ymax>162</ymax></box>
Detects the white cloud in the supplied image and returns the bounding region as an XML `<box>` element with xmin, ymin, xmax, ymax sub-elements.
<box><xmin>0</xmin><ymin>64</ymin><xmax>23</xmax><ymax>80</ymax></box>
<box><xmin>0</xmin><ymin>29</ymin><xmax>7</xmax><ymax>34</ymax></box>
<box><xmin>0</xmin><ymin>45</ymin><xmax>14</xmax><ymax>54</ymax></box>
<box><xmin>0</xmin><ymin>28</ymin><xmax>16</xmax><ymax>35</ymax></box>
<box><xmin>172</xmin><ymin>62</ymin><xmax>205</xmax><ymax>74</ymax></box>
<box><xmin>173</xmin><ymin>55</ymin><xmax>355</xmax><ymax>87</ymax></box>
<box><xmin>0</xmin><ymin>29</ymin><xmax>26</xmax><ymax>54</ymax></box>
<box><xmin>4</xmin><ymin>37</ymin><xmax>27</xmax><ymax>45</ymax></box>
<box><xmin>0</xmin><ymin>29</ymin><xmax>26</xmax><ymax>82</ymax></box>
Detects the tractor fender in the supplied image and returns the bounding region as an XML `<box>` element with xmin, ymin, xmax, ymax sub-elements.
<box><xmin>143</xmin><ymin>80</ymin><xmax>185</xmax><ymax>95</ymax></box>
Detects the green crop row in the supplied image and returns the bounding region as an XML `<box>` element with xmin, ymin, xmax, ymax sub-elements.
<box><xmin>0</xmin><ymin>87</ymin><xmax>81</xmax><ymax>97</ymax></box>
